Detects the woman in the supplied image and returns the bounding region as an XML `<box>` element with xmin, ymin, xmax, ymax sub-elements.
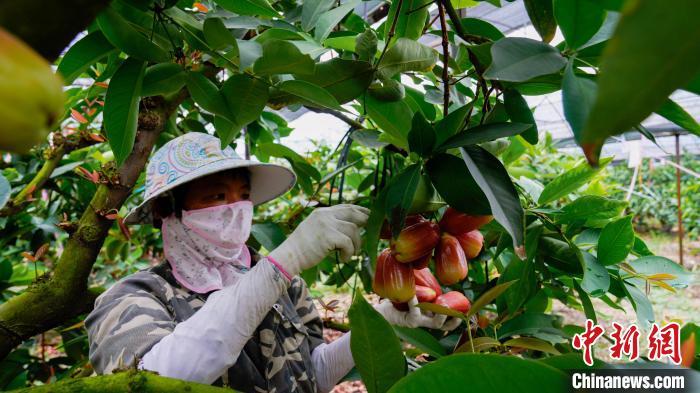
<box><xmin>86</xmin><ymin>133</ymin><xmax>460</xmax><ymax>393</ymax></box>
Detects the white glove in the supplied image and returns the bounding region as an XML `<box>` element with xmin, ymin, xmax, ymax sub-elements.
<box><xmin>374</xmin><ymin>296</ymin><xmax>463</xmax><ymax>331</ymax></box>
<box><xmin>269</xmin><ymin>204</ymin><xmax>370</xmax><ymax>277</ymax></box>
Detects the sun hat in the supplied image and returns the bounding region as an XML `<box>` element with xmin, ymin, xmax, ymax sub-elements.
<box><xmin>124</xmin><ymin>132</ymin><xmax>296</xmax><ymax>224</ymax></box>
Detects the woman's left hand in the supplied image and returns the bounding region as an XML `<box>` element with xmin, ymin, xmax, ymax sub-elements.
<box><xmin>374</xmin><ymin>296</ymin><xmax>463</xmax><ymax>331</ymax></box>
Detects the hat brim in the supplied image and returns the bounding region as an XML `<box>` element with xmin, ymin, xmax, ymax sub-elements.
<box><xmin>124</xmin><ymin>159</ymin><xmax>296</xmax><ymax>225</ymax></box>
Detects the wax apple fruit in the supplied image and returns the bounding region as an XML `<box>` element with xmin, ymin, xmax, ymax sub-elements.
<box><xmin>435</xmin><ymin>291</ymin><xmax>471</xmax><ymax>314</ymax></box>
<box><xmin>435</xmin><ymin>233</ymin><xmax>468</xmax><ymax>285</ymax></box>
<box><xmin>390</xmin><ymin>221</ymin><xmax>440</xmax><ymax>263</ymax></box>
<box><xmin>415</xmin><ymin>285</ymin><xmax>437</xmax><ymax>303</ymax></box>
<box><xmin>373</xmin><ymin>248</ymin><xmax>415</xmax><ymax>302</ymax></box>
<box><xmin>380</xmin><ymin>214</ymin><xmax>426</xmax><ymax>239</ymax></box>
<box><xmin>413</xmin><ymin>267</ymin><xmax>442</xmax><ymax>297</ymax></box>
<box><xmin>439</xmin><ymin>207</ymin><xmax>493</xmax><ymax>235</ymax></box>
<box><xmin>410</xmin><ymin>254</ymin><xmax>430</xmax><ymax>269</ymax></box>
<box><xmin>454</xmin><ymin>230</ymin><xmax>484</xmax><ymax>259</ymax></box>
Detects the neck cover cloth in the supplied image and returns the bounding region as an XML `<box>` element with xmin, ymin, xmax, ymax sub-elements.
<box><xmin>162</xmin><ymin>200</ymin><xmax>254</xmax><ymax>293</ymax></box>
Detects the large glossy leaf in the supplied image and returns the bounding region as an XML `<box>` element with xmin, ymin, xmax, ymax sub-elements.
<box><xmin>387</xmin><ymin>353</ymin><xmax>568</xmax><ymax>393</ymax></box>
<box><xmin>434</xmin><ymin>103</ymin><xmax>470</xmax><ymax>145</ymax></box>
<box><xmin>503</xmin><ymin>89</ymin><xmax>538</xmax><ymax>144</ymax></box>
<box><xmin>437</xmin><ymin>122</ymin><xmax>530</xmax><ymax>151</ymax></box>
<box><xmin>377</xmin><ymin>38</ymin><xmax>437</xmax><ymax>79</ymax></box>
<box><xmin>499</xmin><ymin>257</ymin><xmax>536</xmax><ymax>312</ymax></box>
<box><xmin>624</xmin><ymin>282</ymin><xmax>654</xmax><ymax>330</ymax></box>
<box><xmin>221</xmin><ymin>74</ymin><xmax>269</xmax><ymax>126</ymax></box>
<box><xmin>315</xmin><ymin>0</ymin><xmax>361</xmax><ymax>41</ymax></box>
<box><xmin>141</xmin><ymin>63</ymin><xmax>186</xmax><ymax>97</ymax></box>
<box><xmin>301</xmin><ymin>0</ymin><xmax>335</xmax><ymax>32</ymax></box>
<box><xmin>214</xmin><ymin>0</ymin><xmax>278</xmax><ymax>18</ymax></box>
<box><xmin>580</xmin><ymin>252</ymin><xmax>610</xmax><ymax>296</ymax></box>
<box><xmin>523</xmin><ymin>0</ymin><xmax>556</xmax><ymax>43</ymax></box>
<box><xmin>355</xmin><ymin>29</ymin><xmax>379</xmax><ymax>61</ymax></box>
<box><xmin>295</xmin><ymin>58</ymin><xmax>374</xmax><ymax>104</ymax></box>
<box><xmin>503</xmin><ymin>337</ymin><xmax>560</xmax><ymax>355</ymax></box>
<box><xmin>393</xmin><ymin>326</ymin><xmax>446</xmax><ymax>358</ymax></box>
<box><xmin>0</xmin><ymin>174</ymin><xmax>10</xmax><ymax>210</ymax></box>
<box><xmin>484</xmin><ymin>38</ymin><xmax>566</xmax><ymax>82</ymax></box>
<box><xmin>253</xmin><ymin>40</ymin><xmax>315</xmax><ymax>76</ymax></box>
<box><xmin>597</xmin><ymin>215</ymin><xmax>634</xmax><ymax>266</ymax></box>
<box><xmin>553</xmin><ymin>0</ymin><xmax>605</xmax><ymax>49</ymax></box>
<box><xmin>104</xmin><ymin>58</ymin><xmax>146</xmax><ymax>166</ymax></box>
<box><xmin>537</xmin><ymin>157</ymin><xmax>611</xmax><ymax>205</ymax></box>
<box><xmin>497</xmin><ymin>313</ymin><xmax>567</xmax><ymax>343</ymax></box>
<box><xmin>581</xmin><ymin>0</ymin><xmax>700</xmax><ymax>164</ymax></box>
<box><xmin>251</xmin><ymin>222</ymin><xmax>286</xmax><ymax>251</ymax></box>
<box><xmin>278</xmin><ymin>80</ymin><xmax>342</xmax><ymax>111</ymax></box>
<box><xmin>385</xmin><ymin>0</ymin><xmax>432</xmax><ymax>44</ymax></box>
<box><xmin>203</xmin><ymin>18</ymin><xmax>239</xmax><ymax>52</ymax></box>
<box><xmin>557</xmin><ymin>195</ymin><xmax>627</xmax><ymax>225</ymax></box>
<box><xmin>186</xmin><ymin>72</ymin><xmax>231</xmax><ymax>118</ymax></box>
<box><xmin>349</xmin><ymin>293</ymin><xmax>405</xmax><ymax>393</ymax></box>
<box><xmin>384</xmin><ymin>164</ymin><xmax>422</xmax><ymax>237</ymax></box>
<box><xmin>655</xmin><ymin>98</ymin><xmax>700</xmax><ymax>136</ymax></box>
<box><xmin>57</xmin><ymin>31</ymin><xmax>118</xmax><ymax>84</ymax></box>
<box><xmin>460</xmin><ymin>146</ymin><xmax>524</xmax><ymax>255</ymax></box>
<box><xmin>363</xmin><ymin>95</ymin><xmax>413</xmax><ymax>150</ymax></box>
<box><xmin>96</xmin><ymin>7</ymin><xmax>169</xmax><ymax>63</ymax></box>
<box><xmin>426</xmin><ymin>153</ymin><xmax>490</xmax><ymax>215</ymax></box>
<box><xmin>407</xmin><ymin>112</ymin><xmax>435</xmax><ymax>156</ymax></box>
<box><xmin>562</xmin><ymin>60</ymin><xmax>597</xmax><ymax>143</ymax></box>
<box><xmin>627</xmin><ymin>256</ymin><xmax>693</xmax><ymax>289</ymax></box>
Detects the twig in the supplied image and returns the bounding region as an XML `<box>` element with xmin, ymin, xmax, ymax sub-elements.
<box><xmin>376</xmin><ymin>0</ymin><xmax>403</xmax><ymax>66</ymax></box>
<box><xmin>438</xmin><ymin>2</ymin><xmax>450</xmax><ymax>116</ymax></box>
<box><xmin>307</xmin><ymin>107</ymin><xmax>364</xmax><ymax>129</ymax></box>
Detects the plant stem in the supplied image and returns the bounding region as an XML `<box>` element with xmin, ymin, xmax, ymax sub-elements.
<box><xmin>438</xmin><ymin>2</ymin><xmax>450</xmax><ymax>117</ymax></box>
<box><xmin>376</xmin><ymin>0</ymin><xmax>403</xmax><ymax>66</ymax></box>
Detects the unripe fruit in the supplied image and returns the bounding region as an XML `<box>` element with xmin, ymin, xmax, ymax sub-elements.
<box><xmin>380</xmin><ymin>215</ymin><xmax>426</xmax><ymax>240</ymax></box>
<box><xmin>391</xmin><ymin>221</ymin><xmax>440</xmax><ymax>263</ymax></box>
<box><xmin>373</xmin><ymin>248</ymin><xmax>415</xmax><ymax>302</ymax></box>
<box><xmin>435</xmin><ymin>291</ymin><xmax>471</xmax><ymax>314</ymax></box>
<box><xmin>439</xmin><ymin>207</ymin><xmax>493</xmax><ymax>235</ymax></box>
<box><xmin>0</xmin><ymin>27</ymin><xmax>64</xmax><ymax>153</ymax></box>
<box><xmin>410</xmin><ymin>254</ymin><xmax>430</xmax><ymax>270</ymax></box>
<box><xmin>435</xmin><ymin>233</ymin><xmax>468</xmax><ymax>285</ymax></box>
<box><xmin>413</xmin><ymin>267</ymin><xmax>442</xmax><ymax>297</ymax></box>
<box><xmin>454</xmin><ymin>230</ymin><xmax>484</xmax><ymax>259</ymax></box>
<box><xmin>415</xmin><ymin>285</ymin><xmax>437</xmax><ymax>303</ymax></box>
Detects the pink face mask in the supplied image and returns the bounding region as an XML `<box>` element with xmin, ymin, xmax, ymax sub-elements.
<box><xmin>162</xmin><ymin>200</ymin><xmax>254</xmax><ymax>293</ymax></box>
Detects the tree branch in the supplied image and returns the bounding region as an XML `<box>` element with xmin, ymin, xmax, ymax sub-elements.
<box><xmin>438</xmin><ymin>2</ymin><xmax>451</xmax><ymax>116</ymax></box>
<box><xmin>308</xmin><ymin>107</ymin><xmax>364</xmax><ymax>130</ymax></box>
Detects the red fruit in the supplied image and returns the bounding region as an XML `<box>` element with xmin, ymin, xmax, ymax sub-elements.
<box><xmin>415</xmin><ymin>285</ymin><xmax>437</xmax><ymax>303</ymax></box>
<box><xmin>435</xmin><ymin>233</ymin><xmax>468</xmax><ymax>285</ymax></box>
<box><xmin>413</xmin><ymin>267</ymin><xmax>442</xmax><ymax>297</ymax></box>
<box><xmin>380</xmin><ymin>215</ymin><xmax>426</xmax><ymax>239</ymax></box>
<box><xmin>435</xmin><ymin>291</ymin><xmax>471</xmax><ymax>314</ymax></box>
<box><xmin>410</xmin><ymin>254</ymin><xmax>430</xmax><ymax>269</ymax></box>
<box><xmin>391</xmin><ymin>221</ymin><xmax>440</xmax><ymax>263</ymax></box>
<box><xmin>454</xmin><ymin>230</ymin><xmax>484</xmax><ymax>259</ymax></box>
<box><xmin>373</xmin><ymin>248</ymin><xmax>415</xmax><ymax>302</ymax></box>
<box><xmin>439</xmin><ymin>207</ymin><xmax>493</xmax><ymax>235</ymax></box>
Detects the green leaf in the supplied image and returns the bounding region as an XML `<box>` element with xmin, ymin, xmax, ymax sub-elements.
<box><xmin>238</xmin><ymin>40</ymin><xmax>263</xmax><ymax>70</ymax></box>
<box><xmin>57</xmin><ymin>31</ymin><xmax>118</xmax><ymax>84</ymax></box>
<box><xmin>655</xmin><ymin>99</ymin><xmax>700</xmax><ymax>136</ymax></box>
<box><xmin>433</xmin><ymin>103</ymin><xmax>469</xmax><ymax>145</ymax></box>
<box><xmin>315</xmin><ymin>0</ymin><xmax>361</xmax><ymax>41</ymax></box>
<box><xmin>438</xmin><ymin>122</ymin><xmax>530</xmax><ymax>151</ymax></box>
<box><xmin>296</xmin><ymin>58</ymin><xmax>374</xmax><ymax>104</ymax></box>
<box><xmin>597</xmin><ymin>215</ymin><xmax>634</xmax><ymax>265</ymax></box>
<box><xmin>581</xmin><ymin>0</ymin><xmax>700</xmax><ymax>164</ymax></box>
<box><xmin>369</xmin><ymin>79</ymin><xmax>405</xmax><ymax>102</ymax></box>
<box><xmin>251</xmin><ymin>222</ymin><xmax>287</xmax><ymax>251</ymax></box>
<box><xmin>253</xmin><ymin>40</ymin><xmax>315</xmax><ymax>76</ymax></box>
<box><xmin>393</xmin><ymin>326</ymin><xmax>446</xmax><ymax>359</ymax></box>
<box><xmin>355</xmin><ymin>29</ymin><xmax>379</xmax><ymax>61</ymax></box>
<box><xmin>221</xmin><ymin>74</ymin><xmax>269</xmax><ymax>126</ymax></box>
<box><xmin>415</xmin><ymin>303</ymin><xmax>467</xmax><ymax>319</ymax></box>
<box><xmin>631</xmin><ymin>236</ymin><xmax>653</xmax><ymax>257</ymax></box>
<box><xmin>96</xmin><ymin>7</ymin><xmax>169</xmax><ymax>63</ymax></box>
<box><xmin>627</xmin><ymin>256</ymin><xmax>693</xmax><ymax>289</ymax></box>
<box><xmin>574</xmin><ymin>280</ymin><xmax>598</xmax><ymax>323</ymax></box>
<box><xmin>278</xmin><ymin>80</ymin><xmax>343</xmax><ymax>111</ymax></box>
<box><xmin>557</xmin><ymin>195</ymin><xmax>627</xmax><ymax>225</ymax></box>
<box><xmin>503</xmin><ymin>89</ymin><xmax>538</xmax><ymax>144</ymax></box>
<box><xmin>562</xmin><ymin>60</ymin><xmax>597</xmax><ymax>143</ymax></box>
<box><xmin>363</xmin><ymin>94</ymin><xmax>413</xmax><ymax>150</ymax></box>
<box><xmin>458</xmin><ymin>18</ymin><xmax>504</xmax><ymax>41</ymax></box>
<box><xmin>623</xmin><ymin>282</ymin><xmax>654</xmax><ymax>330</ymax></box>
<box><xmin>364</xmin><ymin>188</ymin><xmax>388</xmax><ymax>268</ymax></box>
<box><xmin>426</xmin><ymin>153</ymin><xmax>490</xmax><ymax>215</ymax></box>
<box><xmin>377</xmin><ymin>38</ymin><xmax>437</xmax><ymax>79</ymax></box>
<box><xmin>553</xmin><ymin>0</ymin><xmax>605</xmax><ymax>49</ymax></box>
<box><xmin>301</xmin><ymin>0</ymin><xmax>335</xmax><ymax>32</ymax></box>
<box><xmin>503</xmin><ymin>337</ymin><xmax>560</xmax><ymax>355</ymax></box>
<box><xmin>523</xmin><ymin>0</ymin><xmax>557</xmax><ymax>43</ymax></box>
<box><xmin>186</xmin><ymin>72</ymin><xmax>231</xmax><ymax>118</ymax></box>
<box><xmin>467</xmin><ymin>280</ymin><xmax>518</xmax><ymax>318</ymax></box>
<box><xmin>349</xmin><ymin>293</ymin><xmax>406</xmax><ymax>393</ymax></box>
<box><xmin>385</xmin><ymin>0</ymin><xmax>432</xmax><ymax>44</ymax></box>
<box><xmin>407</xmin><ymin>112</ymin><xmax>435</xmax><ymax>156</ymax></box>
<box><xmin>203</xmin><ymin>18</ymin><xmax>239</xmax><ymax>53</ymax></box>
<box><xmin>387</xmin><ymin>354</ymin><xmax>568</xmax><ymax>393</ymax></box>
<box><xmin>0</xmin><ymin>174</ymin><xmax>10</xmax><ymax>210</ymax></box>
<box><xmin>499</xmin><ymin>257</ymin><xmax>536</xmax><ymax>313</ymax></box>
<box><xmin>104</xmin><ymin>58</ymin><xmax>146</xmax><ymax>166</ymax></box>
<box><xmin>384</xmin><ymin>164</ymin><xmax>422</xmax><ymax>237</ymax></box>
<box><xmin>214</xmin><ymin>0</ymin><xmax>278</xmax><ymax>18</ymax></box>
<box><xmin>454</xmin><ymin>336</ymin><xmax>502</xmax><ymax>353</ymax></box>
<box><xmin>497</xmin><ymin>313</ymin><xmax>567</xmax><ymax>343</ymax></box>
<box><xmin>539</xmin><ymin>353</ymin><xmax>606</xmax><ymax>370</ymax></box>
<box><xmin>484</xmin><ymin>38</ymin><xmax>566</xmax><ymax>82</ymax></box>
<box><xmin>460</xmin><ymin>146</ymin><xmax>525</xmax><ymax>254</ymax></box>
<box><xmin>141</xmin><ymin>63</ymin><xmax>186</xmax><ymax>97</ymax></box>
<box><xmin>580</xmin><ymin>252</ymin><xmax>610</xmax><ymax>296</ymax></box>
<box><xmin>213</xmin><ymin>115</ymin><xmax>241</xmax><ymax>147</ymax></box>
<box><xmin>537</xmin><ymin>157</ymin><xmax>611</xmax><ymax>205</ymax></box>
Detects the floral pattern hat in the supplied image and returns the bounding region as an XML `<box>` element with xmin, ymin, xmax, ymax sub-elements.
<box><xmin>124</xmin><ymin>132</ymin><xmax>296</xmax><ymax>224</ymax></box>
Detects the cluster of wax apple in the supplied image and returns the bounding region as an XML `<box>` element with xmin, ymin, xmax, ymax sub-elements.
<box><xmin>373</xmin><ymin>207</ymin><xmax>492</xmax><ymax>314</ymax></box>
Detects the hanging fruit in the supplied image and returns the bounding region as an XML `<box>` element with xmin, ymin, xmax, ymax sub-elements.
<box><xmin>380</xmin><ymin>214</ymin><xmax>426</xmax><ymax>240</ymax></box>
<box><xmin>439</xmin><ymin>207</ymin><xmax>493</xmax><ymax>235</ymax></box>
<box><xmin>454</xmin><ymin>230</ymin><xmax>484</xmax><ymax>259</ymax></box>
<box><xmin>435</xmin><ymin>291</ymin><xmax>471</xmax><ymax>314</ymax></box>
<box><xmin>435</xmin><ymin>233</ymin><xmax>468</xmax><ymax>285</ymax></box>
<box><xmin>415</xmin><ymin>285</ymin><xmax>438</xmax><ymax>303</ymax></box>
<box><xmin>413</xmin><ymin>267</ymin><xmax>442</xmax><ymax>297</ymax></box>
<box><xmin>373</xmin><ymin>248</ymin><xmax>415</xmax><ymax>302</ymax></box>
<box><xmin>410</xmin><ymin>254</ymin><xmax>430</xmax><ymax>269</ymax></box>
<box><xmin>390</xmin><ymin>220</ymin><xmax>440</xmax><ymax>263</ymax></box>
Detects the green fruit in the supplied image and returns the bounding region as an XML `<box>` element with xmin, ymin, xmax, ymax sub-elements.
<box><xmin>408</xmin><ymin>174</ymin><xmax>445</xmax><ymax>214</ymax></box>
<box><xmin>0</xmin><ymin>27</ymin><xmax>64</xmax><ymax>153</ymax></box>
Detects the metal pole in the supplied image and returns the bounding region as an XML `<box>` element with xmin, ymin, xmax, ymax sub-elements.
<box><xmin>675</xmin><ymin>133</ymin><xmax>684</xmax><ymax>267</ymax></box>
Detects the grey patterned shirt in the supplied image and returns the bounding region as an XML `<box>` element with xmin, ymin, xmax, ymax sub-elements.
<box><xmin>85</xmin><ymin>251</ymin><xmax>325</xmax><ymax>393</ymax></box>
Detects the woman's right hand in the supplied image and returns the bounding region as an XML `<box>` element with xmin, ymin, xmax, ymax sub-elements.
<box><xmin>269</xmin><ymin>204</ymin><xmax>370</xmax><ymax>277</ymax></box>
